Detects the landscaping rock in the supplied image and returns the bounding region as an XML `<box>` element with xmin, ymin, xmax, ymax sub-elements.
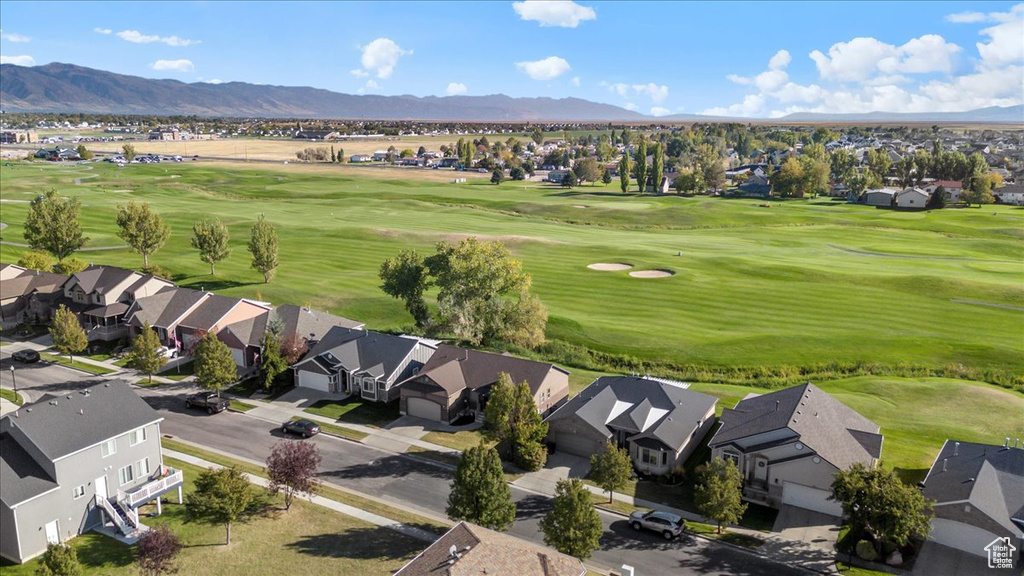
<box><xmin>886</xmin><ymin>550</ymin><xmax>903</xmax><ymax>566</ymax></box>
<box><xmin>856</xmin><ymin>540</ymin><xmax>879</xmax><ymax>562</ymax></box>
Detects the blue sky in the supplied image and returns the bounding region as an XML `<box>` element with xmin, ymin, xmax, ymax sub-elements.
<box><xmin>1</xmin><ymin>1</ymin><xmax>1022</xmax><ymax>117</ymax></box>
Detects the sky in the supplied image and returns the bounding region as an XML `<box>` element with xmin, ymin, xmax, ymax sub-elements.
<box><xmin>1</xmin><ymin>1</ymin><xmax>1022</xmax><ymax>118</ymax></box>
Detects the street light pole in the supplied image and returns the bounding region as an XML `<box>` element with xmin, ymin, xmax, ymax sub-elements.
<box><xmin>9</xmin><ymin>365</ymin><xmax>15</xmax><ymax>395</ymax></box>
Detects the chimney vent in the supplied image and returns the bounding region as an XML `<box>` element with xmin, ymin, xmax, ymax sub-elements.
<box><xmin>1006</xmin><ymin>437</ymin><xmax>1011</xmax><ymax>449</ymax></box>
<box><xmin>954</xmin><ymin>442</ymin><xmax>959</xmax><ymax>456</ymax></box>
<box><xmin>79</xmin><ymin>409</ymin><xmax>84</xmax><ymax>415</ymax></box>
<box><xmin>942</xmin><ymin>459</ymin><xmax>947</xmax><ymax>472</ymax></box>
<box><xmin>775</xmin><ymin>400</ymin><xmax>780</xmax><ymax>412</ymax></box>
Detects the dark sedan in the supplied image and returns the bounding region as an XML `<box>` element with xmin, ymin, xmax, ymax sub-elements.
<box><xmin>281</xmin><ymin>419</ymin><xmax>321</xmax><ymax>438</ymax></box>
<box><xmin>11</xmin><ymin>349</ymin><xmax>41</xmax><ymax>363</ymax></box>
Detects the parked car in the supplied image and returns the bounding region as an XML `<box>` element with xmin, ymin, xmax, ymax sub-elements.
<box><xmin>281</xmin><ymin>419</ymin><xmax>321</xmax><ymax>438</ymax></box>
<box><xmin>629</xmin><ymin>510</ymin><xmax>685</xmax><ymax>540</ymax></box>
<box><xmin>157</xmin><ymin>346</ymin><xmax>179</xmax><ymax>359</ymax></box>
<box><xmin>11</xmin><ymin>349</ymin><xmax>41</xmax><ymax>363</ymax></box>
<box><xmin>185</xmin><ymin>392</ymin><xmax>230</xmax><ymax>414</ymax></box>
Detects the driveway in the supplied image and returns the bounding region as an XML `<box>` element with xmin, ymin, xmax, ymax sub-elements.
<box><xmin>913</xmin><ymin>541</ymin><xmax>1006</xmax><ymax>576</ymax></box>
<box><xmin>513</xmin><ymin>451</ymin><xmax>592</xmax><ymax>494</ymax></box>
<box><xmin>762</xmin><ymin>505</ymin><xmax>841</xmax><ymax>574</ymax></box>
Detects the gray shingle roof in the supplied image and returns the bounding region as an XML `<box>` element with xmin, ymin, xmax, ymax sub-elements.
<box><xmin>127</xmin><ymin>287</ymin><xmax>208</xmax><ymax>329</ymax></box>
<box><xmin>220</xmin><ymin>312</ymin><xmax>269</xmax><ymax>348</ymax></box>
<box><xmin>0</xmin><ymin>380</ymin><xmax>161</xmax><ymax>462</ymax></box>
<box><xmin>547</xmin><ymin>376</ymin><xmax>718</xmax><ymax>452</ymax></box>
<box><xmin>922</xmin><ymin>440</ymin><xmax>1024</xmax><ymax>536</ymax></box>
<box><xmin>296</xmin><ymin>327</ymin><xmax>424</xmax><ymax>381</ymax></box>
<box><xmin>407</xmin><ymin>344</ymin><xmax>565</xmax><ymax>396</ymax></box>
<box><xmin>272</xmin><ymin>304</ymin><xmax>364</xmax><ymax>342</ymax></box>
<box><xmin>71</xmin><ymin>265</ymin><xmax>137</xmax><ymax>295</ymax></box>
<box><xmin>179</xmin><ymin>293</ymin><xmax>239</xmax><ymax>331</ymax></box>
<box><xmin>0</xmin><ymin>432</ymin><xmax>58</xmax><ymax>507</ymax></box>
<box><xmin>709</xmin><ymin>383</ymin><xmax>882</xmax><ymax>470</ymax></box>
<box><xmin>0</xmin><ymin>269</ymin><xmax>67</xmax><ymax>300</ymax></box>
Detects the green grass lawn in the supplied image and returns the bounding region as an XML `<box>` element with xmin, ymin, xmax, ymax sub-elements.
<box><xmin>39</xmin><ymin>353</ymin><xmax>115</xmax><ymax>375</ymax></box>
<box><xmin>303</xmin><ymin>396</ymin><xmax>400</xmax><ymax>428</ymax></box>
<box><xmin>159</xmin><ymin>360</ymin><xmax>194</xmax><ymax>381</ymax></box>
<box><xmin>0</xmin><ymin>387</ymin><xmax>24</xmax><ymax>405</ymax></box>
<box><xmin>229</xmin><ymin>399</ymin><xmax>257</xmax><ymax>412</ymax></box>
<box><xmin>0</xmin><ymin>457</ymin><xmax>425</xmax><ymax>576</ymax></box>
<box><xmin>420</xmin><ymin>429</ymin><xmax>491</xmax><ymax>452</ymax></box>
<box><xmin>0</xmin><ymin>161</ymin><xmax>1019</xmax><ymax>389</ymax></box>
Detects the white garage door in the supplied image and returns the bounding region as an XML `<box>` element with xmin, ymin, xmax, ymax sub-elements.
<box><xmin>782</xmin><ymin>482</ymin><xmax>843</xmax><ymax>517</ymax></box>
<box><xmin>407</xmin><ymin>397</ymin><xmax>441</xmax><ymax>421</ymax></box>
<box><xmin>930</xmin><ymin>518</ymin><xmax>998</xmax><ymax>557</ymax></box>
<box><xmin>297</xmin><ymin>371</ymin><xmax>329</xmax><ymax>393</ymax></box>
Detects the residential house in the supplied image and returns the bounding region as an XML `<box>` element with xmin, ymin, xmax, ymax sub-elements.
<box><xmin>395</xmin><ymin>521</ymin><xmax>585</xmax><ymax>576</ymax></box>
<box><xmin>920</xmin><ymin>439</ymin><xmax>1023</xmax><ymax>562</ymax></box>
<box><xmin>398</xmin><ymin>344</ymin><xmax>569</xmax><ymax>424</ymax></box>
<box><xmin>708</xmin><ymin>383</ymin><xmax>883</xmax><ymax>516</ymax></box>
<box><xmin>896</xmin><ymin>188</ymin><xmax>931</xmax><ymax>209</ymax></box>
<box><xmin>60</xmin><ymin>266</ymin><xmax>174</xmax><ymax>341</ymax></box>
<box><xmin>0</xmin><ymin>265</ymin><xmax>67</xmax><ymax>329</ymax></box>
<box><xmin>0</xmin><ymin>381</ymin><xmax>183</xmax><ymax>564</ymax></box>
<box><xmin>350</xmin><ymin>154</ymin><xmax>372</xmax><ymax>163</ymax></box>
<box><xmin>545</xmin><ymin>376</ymin><xmax>718</xmax><ymax>476</ymax></box>
<box><xmin>293</xmin><ymin>327</ymin><xmax>435</xmax><ymax>402</ymax></box>
<box><xmin>175</xmin><ymin>294</ymin><xmax>269</xmax><ymax>354</ymax></box>
<box><xmin>862</xmin><ymin>189</ymin><xmax>897</xmax><ymax>207</ymax></box>
<box><xmin>217</xmin><ymin>311</ymin><xmax>269</xmax><ymax>370</ymax></box>
<box><xmin>270</xmin><ymin>303</ymin><xmax>364</xmax><ymax>358</ymax></box>
<box><xmin>923</xmin><ymin>180</ymin><xmax>964</xmax><ymax>203</ymax></box>
<box><xmin>995</xmin><ymin>183</ymin><xmax>1024</xmax><ymax>206</ymax></box>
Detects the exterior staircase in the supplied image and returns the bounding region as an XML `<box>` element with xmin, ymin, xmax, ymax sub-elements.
<box><xmin>95</xmin><ymin>496</ymin><xmax>137</xmax><ymax>535</ymax></box>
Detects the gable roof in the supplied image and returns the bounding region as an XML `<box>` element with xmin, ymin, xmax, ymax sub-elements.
<box><xmin>547</xmin><ymin>376</ymin><xmax>717</xmax><ymax>452</ymax></box>
<box><xmin>0</xmin><ymin>267</ymin><xmax>68</xmax><ymax>301</ymax></box>
<box><xmin>922</xmin><ymin>440</ymin><xmax>1024</xmax><ymax>536</ymax></box>
<box><xmin>407</xmin><ymin>344</ymin><xmax>565</xmax><ymax>396</ymax></box>
<box><xmin>394</xmin><ymin>521</ymin><xmax>585</xmax><ymax>576</ymax></box>
<box><xmin>126</xmin><ymin>286</ymin><xmax>208</xmax><ymax>329</ymax></box>
<box><xmin>0</xmin><ymin>432</ymin><xmax>59</xmax><ymax>507</ymax></box>
<box><xmin>220</xmin><ymin>312</ymin><xmax>269</xmax><ymax>349</ymax></box>
<box><xmin>0</xmin><ymin>380</ymin><xmax>161</xmax><ymax>463</ymax></box>
<box><xmin>272</xmin><ymin>304</ymin><xmax>364</xmax><ymax>342</ymax></box>
<box><xmin>709</xmin><ymin>383</ymin><xmax>882</xmax><ymax>470</ymax></box>
<box><xmin>178</xmin><ymin>293</ymin><xmax>242</xmax><ymax>331</ymax></box>
<box><xmin>295</xmin><ymin>326</ymin><xmax>428</xmax><ymax>381</ymax></box>
<box><xmin>69</xmin><ymin>265</ymin><xmax>138</xmax><ymax>295</ymax></box>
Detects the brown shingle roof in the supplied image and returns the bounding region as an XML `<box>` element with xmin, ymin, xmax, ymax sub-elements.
<box><xmin>394</xmin><ymin>521</ymin><xmax>585</xmax><ymax>576</ymax></box>
<box><xmin>409</xmin><ymin>344</ymin><xmax>566</xmax><ymax>396</ymax></box>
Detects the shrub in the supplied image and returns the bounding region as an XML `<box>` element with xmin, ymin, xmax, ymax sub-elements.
<box><xmin>514</xmin><ymin>440</ymin><xmax>547</xmax><ymax>472</ymax></box>
<box><xmin>141</xmin><ymin>263</ymin><xmax>172</xmax><ymax>279</ymax></box>
<box><xmin>856</xmin><ymin>539</ymin><xmax>879</xmax><ymax>562</ymax></box>
<box><xmin>55</xmin><ymin>257</ymin><xmax>89</xmax><ymax>275</ymax></box>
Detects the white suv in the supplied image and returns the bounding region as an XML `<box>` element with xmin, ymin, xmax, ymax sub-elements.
<box><xmin>629</xmin><ymin>510</ymin><xmax>685</xmax><ymax>540</ymax></box>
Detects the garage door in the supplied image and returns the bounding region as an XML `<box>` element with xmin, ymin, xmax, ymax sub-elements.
<box><xmin>930</xmin><ymin>518</ymin><xmax>998</xmax><ymax>557</ymax></box>
<box><xmin>407</xmin><ymin>397</ymin><xmax>442</xmax><ymax>421</ymax></box>
<box><xmin>782</xmin><ymin>482</ymin><xmax>843</xmax><ymax>517</ymax></box>
<box><xmin>551</xmin><ymin>429</ymin><xmax>601</xmax><ymax>458</ymax></box>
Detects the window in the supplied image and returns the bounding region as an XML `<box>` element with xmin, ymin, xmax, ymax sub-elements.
<box><xmin>641</xmin><ymin>449</ymin><xmax>659</xmax><ymax>465</ymax></box>
<box><xmin>134</xmin><ymin>458</ymin><xmax>150</xmax><ymax>479</ymax></box>
<box><xmin>129</xmin><ymin>428</ymin><xmax>147</xmax><ymax>446</ymax></box>
<box><xmin>72</xmin><ymin>485</ymin><xmax>86</xmax><ymax>499</ymax></box>
<box><xmin>362</xmin><ymin>379</ymin><xmax>374</xmax><ymax>392</ymax></box>
<box><xmin>118</xmin><ymin>465</ymin><xmax>134</xmax><ymax>486</ymax></box>
<box><xmin>101</xmin><ymin>439</ymin><xmax>117</xmax><ymax>458</ymax></box>
<box><xmin>723</xmin><ymin>452</ymin><xmax>740</xmax><ymax>467</ymax></box>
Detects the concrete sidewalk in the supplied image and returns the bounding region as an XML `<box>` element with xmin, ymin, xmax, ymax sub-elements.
<box><xmin>164</xmin><ymin>448</ymin><xmax>440</xmax><ymax>542</ymax></box>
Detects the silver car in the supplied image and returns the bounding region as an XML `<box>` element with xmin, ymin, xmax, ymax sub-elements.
<box><xmin>629</xmin><ymin>510</ymin><xmax>685</xmax><ymax>540</ymax></box>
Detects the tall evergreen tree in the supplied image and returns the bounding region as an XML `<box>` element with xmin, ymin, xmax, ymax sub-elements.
<box><xmin>509</xmin><ymin>381</ymin><xmax>548</xmax><ymax>471</ymax></box>
<box><xmin>446</xmin><ymin>442</ymin><xmax>516</xmax><ymax>531</ymax></box>
<box><xmin>651</xmin><ymin>142</ymin><xmax>664</xmax><ymax>192</ymax></box>
<box><xmin>618</xmin><ymin>151</ymin><xmax>631</xmax><ymax>193</ymax></box>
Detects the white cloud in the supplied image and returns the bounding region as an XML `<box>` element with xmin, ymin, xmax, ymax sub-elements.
<box><xmin>0</xmin><ymin>54</ymin><xmax>35</xmax><ymax>65</ymax></box>
<box><xmin>702</xmin><ymin>94</ymin><xmax>766</xmax><ymax>117</ymax></box>
<box><xmin>1</xmin><ymin>31</ymin><xmax>30</xmax><ymax>43</ymax></box>
<box><xmin>356</xmin><ymin>79</ymin><xmax>381</xmax><ymax>94</ymax></box>
<box><xmin>623</xmin><ymin>102</ymin><xmax>638</xmax><ymax>111</ymax></box>
<box><xmin>516</xmin><ymin>56</ymin><xmax>570</xmax><ymax>80</ymax></box>
<box><xmin>768</xmin><ymin>49</ymin><xmax>791</xmax><ymax>70</ymax></box>
<box><xmin>571</xmin><ymin>76</ymin><xmax>581</xmax><ymax>87</ymax></box>
<box><xmin>446</xmin><ymin>82</ymin><xmax>467</xmax><ymax>95</ymax></box>
<box><xmin>880</xmin><ymin>34</ymin><xmax>961</xmax><ymax>74</ymax></box>
<box><xmin>650</xmin><ymin>106</ymin><xmax>671</xmax><ymax>117</ymax></box>
<box><xmin>606</xmin><ymin>82</ymin><xmax>629</xmax><ymax>96</ymax></box>
<box><xmin>350</xmin><ymin>68</ymin><xmax>369</xmax><ymax>78</ymax></box>
<box><xmin>726</xmin><ymin>74</ymin><xmax>751</xmax><ymax>85</ymax></box>
<box><xmin>150</xmin><ymin>59</ymin><xmax>194</xmax><ymax>72</ymax></box>
<box><xmin>358</xmin><ymin>38</ymin><xmax>411</xmax><ymax>79</ymax></box>
<box><xmin>94</xmin><ymin>27</ymin><xmax>112</xmax><ymax>35</ymax></box>
<box><xmin>117</xmin><ymin>30</ymin><xmax>199</xmax><ymax>47</ymax></box>
<box><xmin>632</xmin><ymin>82</ymin><xmax>669</xmax><ymax>103</ymax></box>
<box><xmin>977</xmin><ymin>8</ymin><xmax>1024</xmax><ymax>67</ymax></box>
<box><xmin>810</xmin><ymin>35</ymin><xmax>960</xmax><ymax>82</ymax></box>
<box><xmin>206</xmin><ymin>78</ymin><xmax>223</xmax><ymax>84</ymax></box>
<box><xmin>945</xmin><ymin>11</ymin><xmax>987</xmax><ymax>23</ymax></box>
<box><xmin>512</xmin><ymin>1</ymin><xmax>596</xmax><ymax>27</ymax></box>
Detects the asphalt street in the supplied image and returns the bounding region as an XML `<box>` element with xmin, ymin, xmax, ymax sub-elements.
<box><xmin>2</xmin><ymin>358</ymin><xmax>808</xmax><ymax>576</ymax></box>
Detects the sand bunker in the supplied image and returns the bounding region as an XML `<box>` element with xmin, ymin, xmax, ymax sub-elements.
<box><xmin>629</xmin><ymin>269</ymin><xmax>675</xmax><ymax>278</ymax></box>
<box><xmin>573</xmin><ymin>204</ymin><xmax>589</xmax><ymax>208</ymax></box>
<box><xmin>587</xmin><ymin>263</ymin><xmax>634</xmax><ymax>271</ymax></box>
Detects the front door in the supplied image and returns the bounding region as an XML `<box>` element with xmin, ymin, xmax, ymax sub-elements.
<box><xmin>44</xmin><ymin>520</ymin><xmax>59</xmax><ymax>544</ymax></box>
<box><xmin>753</xmin><ymin>457</ymin><xmax>769</xmax><ymax>486</ymax></box>
<box><xmin>94</xmin><ymin>475</ymin><xmax>108</xmax><ymax>500</ymax></box>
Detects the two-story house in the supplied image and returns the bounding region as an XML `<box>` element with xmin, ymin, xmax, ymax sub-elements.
<box><xmin>292</xmin><ymin>327</ymin><xmax>436</xmax><ymax>403</ymax></box>
<box><xmin>60</xmin><ymin>266</ymin><xmax>173</xmax><ymax>341</ymax></box>
<box><xmin>0</xmin><ymin>264</ymin><xmax>67</xmax><ymax>329</ymax></box>
<box><xmin>0</xmin><ymin>381</ymin><xmax>183</xmax><ymax>564</ymax></box>
<box><xmin>398</xmin><ymin>344</ymin><xmax>570</xmax><ymax>424</ymax></box>
<box><xmin>707</xmin><ymin>383</ymin><xmax>883</xmax><ymax>516</ymax></box>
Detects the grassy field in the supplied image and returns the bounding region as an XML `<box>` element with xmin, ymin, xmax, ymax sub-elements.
<box><xmin>0</xmin><ymin>160</ymin><xmax>1019</xmax><ymax>387</ymax></box>
<box><xmin>0</xmin><ymin>457</ymin><xmax>424</xmax><ymax>576</ymax></box>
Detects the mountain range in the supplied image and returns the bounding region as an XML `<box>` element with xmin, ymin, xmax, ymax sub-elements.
<box><xmin>1</xmin><ymin>63</ymin><xmax>1022</xmax><ymax>123</ymax></box>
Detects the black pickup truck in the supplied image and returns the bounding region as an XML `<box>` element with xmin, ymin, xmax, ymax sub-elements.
<box><xmin>184</xmin><ymin>392</ymin><xmax>230</xmax><ymax>414</ymax></box>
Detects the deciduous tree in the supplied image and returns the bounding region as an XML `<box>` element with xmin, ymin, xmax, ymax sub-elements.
<box><xmin>590</xmin><ymin>441</ymin><xmax>633</xmax><ymax>503</ymax></box>
<box><xmin>695</xmin><ymin>457</ymin><xmax>747</xmax><ymax>534</ymax></box>
<box><xmin>831</xmin><ymin>463</ymin><xmax>932</xmax><ymax>555</ymax></box>
<box><xmin>23</xmin><ymin>190</ymin><xmax>87</xmax><ymax>261</ymax></box>
<box><xmin>247</xmin><ymin>214</ymin><xmax>279</xmax><ymax>283</ymax></box>
<box><xmin>194</xmin><ymin>331</ymin><xmax>237</xmax><ymax>396</ymax></box>
<box><xmin>618</xmin><ymin>152</ymin><xmax>631</xmax><ymax>193</ymax></box>
<box><xmin>185</xmin><ymin>466</ymin><xmax>262</xmax><ymax>545</ymax></box>
<box><xmin>560</xmin><ymin>171</ymin><xmax>578</xmax><ymax>188</ymax></box>
<box><xmin>446</xmin><ymin>442</ymin><xmax>516</xmax><ymax>531</ymax></box>
<box><xmin>650</xmin><ymin>142</ymin><xmax>664</xmax><ymax>191</ymax></box>
<box><xmin>191</xmin><ymin>218</ymin><xmax>231</xmax><ymax>275</ymax></box>
<box><xmin>491</xmin><ymin>168</ymin><xmax>504</xmax><ymax>185</ymax></box>
<box><xmin>136</xmin><ymin>524</ymin><xmax>182</xmax><ymax>576</ymax></box>
<box><xmin>18</xmin><ymin>250</ymin><xmax>53</xmax><ymax>272</ymax></box>
<box><xmin>266</xmin><ymin>440</ymin><xmax>322</xmax><ymax>511</ymax></box>
<box><xmin>122</xmin><ymin>144</ymin><xmax>137</xmax><ymax>162</ymax></box>
<box><xmin>634</xmin><ymin>139</ymin><xmax>648</xmax><ymax>193</ymax></box>
<box><xmin>540</xmin><ymin>479</ymin><xmax>602</xmax><ymax>560</ymax></box>
<box><xmin>35</xmin><ymin>543</ymin><xmax>82</xmax><ymax>576</ymax></box>
<box><xmin>116</xmin><ymin>201</ymin><xmax>171</xmax><ymax>267</ymax></box>
<box><xmin>50</xmin><ymin>304</ymin><xmax>87</xmax><ymax>364</ymax></box>
<box><xmin>378</xmin><ymin>249</ymin><xmax>431</xmax><ymax>328</ymax></box>
<box><xmin>130</xmin><ymin>322</ymin><xmax>166</xmax><ymax>383</ymax></box>
<box><xmin>572</xmin><ymin>157</ymin><xmax>600</xmax><ymax>184</ymax></box>
<box><xmin>509</xmin><ymin>381</ymin><xmax>548</xmax><ymax>471</ymax></box>
<box><xmin>279</xmin><ymin>331</ymin><xmax>308</xmax><ymax>365</ymax></box>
